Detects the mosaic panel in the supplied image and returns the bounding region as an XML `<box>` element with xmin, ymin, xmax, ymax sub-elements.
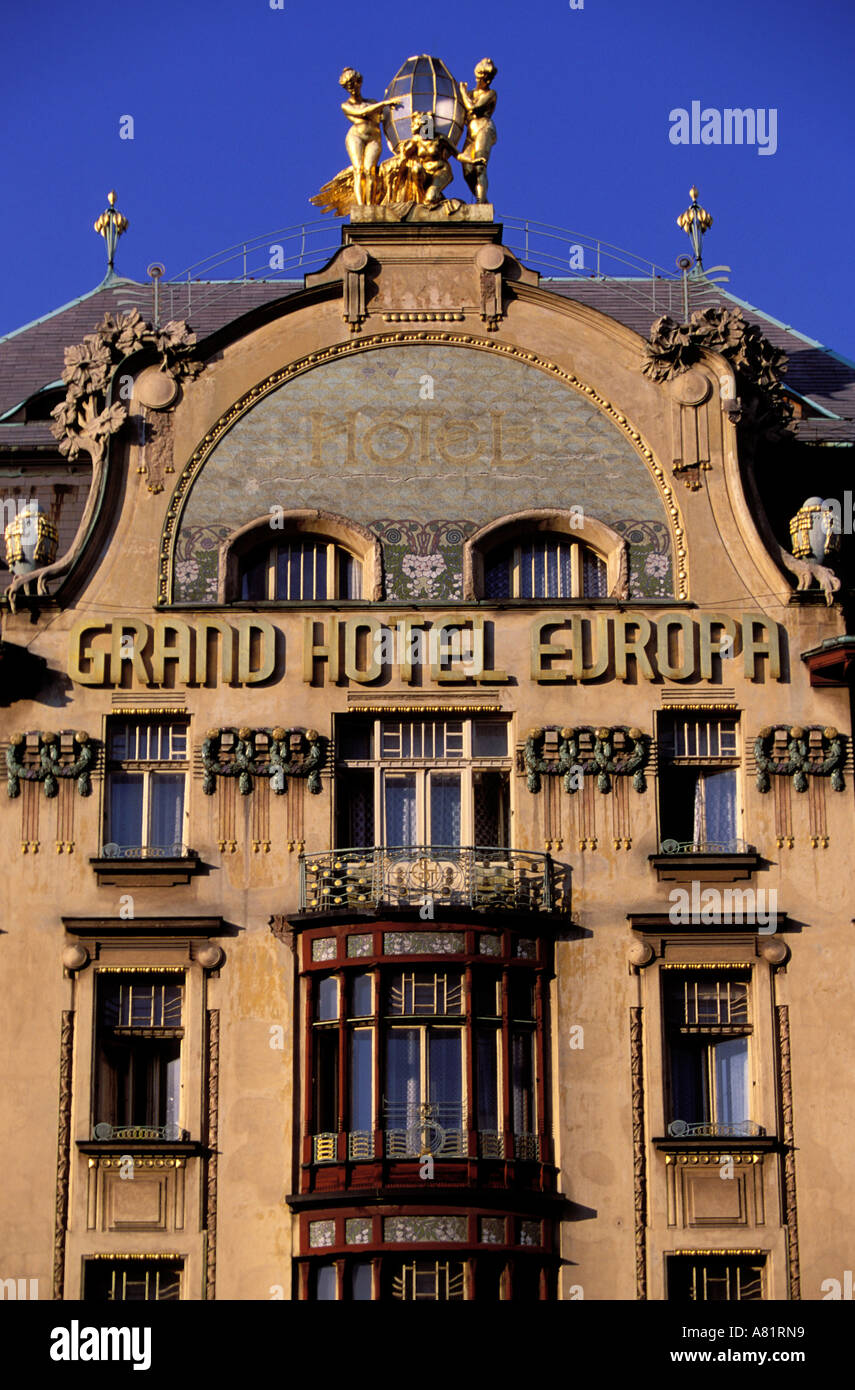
<box><xmin>520</xmin><ymin>1220</ymin><xmax>542</xmax><ymax>1247</ymax></box>
<box><xmin>479</xmin><ymin>1217</ymin><xmax>506</xmax><ymax>1244</ymax></box>
<box><xmin>478</xmin><ymin>934</ymin><xmax>502</xmax><ymax>956</ymax></box>
<box><xmin>173</xmin><ymin>345</ymin><xmax>675</xmax><ymax>602</ymax></box>
<box><xmin>515</xmin><ymin>939</ymin><xmax>537</xmax><ymax>960</ymax></box>
<box><xmin>383</xmin><ymin>1216</ymin><xmax>467</xmax><ymax>1243</ymax></box>
<box><xmin>383</xmin><ymin>932</ymin><xmax>466</xmax><ymax>955</ymax></box>
<box><xmin>346</xmin><ymin>933</ymin><xmax>374</xmax><ymax>958</ymax></box>
<box><xmin>345</xmin><ymin>1219</ymin><xmax>372</xmax><ymax>1245</ymax></box>
<box><xmin>309</xmin><ymin>1219</ymin><xmax>335</xmax><ymax>1248</ymax></box>
<box><xmin>311</xmin><ymin>938</ymin><xmax>336</xmax><ymax>962</ymax></box>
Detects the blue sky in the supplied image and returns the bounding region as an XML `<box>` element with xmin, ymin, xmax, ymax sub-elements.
<box><xmin>3</xmin><ymin>0</ymin><xmax>853</xmax><ymax>354</ymax></box>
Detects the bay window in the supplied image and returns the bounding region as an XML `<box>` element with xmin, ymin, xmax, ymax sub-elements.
<box><xmin>311</xmin><ymin>962</ymin><xmax>540</xmax><ymax>1163</ymax></box>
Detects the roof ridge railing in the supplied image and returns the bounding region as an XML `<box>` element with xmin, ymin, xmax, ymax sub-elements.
<box><xmin>152</xmin><ymin>214</ymin><xmax>725</xmax><ymax>323</ymax></box>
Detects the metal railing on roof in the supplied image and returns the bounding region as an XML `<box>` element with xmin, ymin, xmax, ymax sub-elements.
<box><xmin>145</xmin><ymin>213</ymin><xmax>727</xmax><ymax>326</ymax></box>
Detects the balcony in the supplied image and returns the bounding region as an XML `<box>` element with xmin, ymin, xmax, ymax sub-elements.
<box><xmin>92</xmin><ymin>1122</ymin><xmax>189</xmax><ymax>1142</ymax></box>
<box><xmin>649</xmin><ymin>838</ymin><xmax>761</xmax><ymax>883</ymax></box>
<box><xmin>312</xmin><ymin>1129</ymin><xmax>542</xmax><ymax>1164</ymax></box>
<box><xmin>299</xmin><ymin>846</ymin><xmax>569</xmax><ymax>916</ymax></box>
<box><xmin>90</xmin><ymin>842</ymin><xmax>201</xmax><ymax>886</ymax></box>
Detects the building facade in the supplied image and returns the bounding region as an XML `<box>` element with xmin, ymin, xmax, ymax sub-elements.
<box><xmin>1</xmin><ymin>197</ymin><xmax>854</xmax><ymax>1302</ymax></box>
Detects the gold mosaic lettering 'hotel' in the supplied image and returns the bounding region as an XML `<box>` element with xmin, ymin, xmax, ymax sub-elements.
<box><xmin>1</xmin><ymin>55</ymin><xmax>854</xmax><ymax>1303</ymax></box>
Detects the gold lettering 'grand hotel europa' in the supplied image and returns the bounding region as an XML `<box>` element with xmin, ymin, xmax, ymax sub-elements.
<box><xmin>2</xmin><ymin>54</ymin><xmax>854</xmax><ymax>1304</ymax></box>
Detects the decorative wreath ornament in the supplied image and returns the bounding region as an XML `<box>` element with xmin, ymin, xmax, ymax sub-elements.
<box><xmin>202</xmin><ymin>727</ymin><xmax>323</xmax><ymax>796</ymax></box>
<box><xmin>755</xmin><ymin>725</ymin><xmax>845</xmax><ymax>793</ymax></box>
<box><xmin>6</xmin><ymin>731</ymin><xmax>93</xmax><ymax>799</ymax></box>
<box><xmin>524</xmin><ymin>726</ymin><xmax>648</xmax><ymax>794</ymax></box>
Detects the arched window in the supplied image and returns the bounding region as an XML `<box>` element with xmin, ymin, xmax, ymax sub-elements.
<box><xmin>238</xmin><ymin>537</ymin><xmax>362</xmax><ymax>602</ymax></box>
<box><xmin>483</xmin><ymin>534</ymin><xmax>608</xmax><ymax>599</ymax></box>
<box><xmin>218</xmin><ymin>511</ymin><xmax>382</xmax><ymax>603</ymax></box>
<box><xmin>464</xmin><ymin>510</ymin><xmax>628</xmax><ymax>601</ymax></box>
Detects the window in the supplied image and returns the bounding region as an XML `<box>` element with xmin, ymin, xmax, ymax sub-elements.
<box><xmin>311</xmin><ymin>963</ymin><xmax>539</xmax><ymax>1163</ymax></box>
<box><xmin>104</xmin><ymin>719</ymin><xmax>189</xmax><ymax>857</ymax></box>
<box><xmin>239</xmin><ymin>537</ymin><xmax>361</xmax><ymax>601</ymax></box>
<box><xmin>658</xmin><ymin>713</ymin><xmax>740</xmax><ymax>852</ymax></box>
<box><xmin>84</xmin><ymin>1259</ymin><xmax>182</xmax><ymax>1301</ymax></box>
<box><xmin>390</xmin><ymin>1260</ymin><xmax>466</xmax><ymax>1301</ymax></box>
<box><xmin>664</xmin><ymin>971</ymin><xmax>754</xmax><ymax>1136</ymax></box>
<box><xmin>667</xmin><ymin>1254</ymin><xmax>765</xmax><ymax>1301</ymax></box>
<box><xmin>335</xmin><ymin>717</ymin><xmax>511</xmax><ymax>849</ymax></box>
<box><xmin>94</xmin><ymin>971</ymin><xmax>184</xmax><ymax>1140</ymax></box>
<box><xmin>484</xmin><ymin>535</ymin><xmax>608</xmax><ymax>599</ymax></box>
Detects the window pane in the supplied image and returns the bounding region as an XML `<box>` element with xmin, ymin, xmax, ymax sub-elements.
<box><xmin>108</xmin><ymin>772</ymin><xmax>144</xmax><ymax>848</ymax></box>
<box><xmin>472</xmin><ymin>722</ymin><xmax>508</xmax><ymax>757</ymax></box>
<box><xmin>385</xmin><ymin>774</ymin><xmax>417</xmax><ymax>846</ymax></box>
<box><xmin>386</xmin><ymin>1028</ymin><xmax>420</xmax><ymax>1130</ymax></box>
<box><xmin>338</xmin><ymin>719</ymin><xmax>373</xmax><ymax>761</ymax></box>
<box><xmin>669</xmin><ymin>1042</ymin><xmax>707</xmax><ymax>1126</ymax></box>
<box><xmin>429</xmin><ymin>1029</ymin><xmax>462</xmax><ymax>1131</ymax></box>
<box><xmin>240</xmin><ymin>552</ymin><xmax>268</xmax><ymax>601</ymax></box>
<box><xmin>149</xmin><ymin>773</ymin><xmax>184</xmax><ymax>851</ymax></box>
<box><xmin>339</xmin><ymin>550</ymin><xmax>361</xmax><ymax>600</ymax></box>
<box><xmin>350</xmin><ymin>1029</ymin><xmax>373</xmax><ymax>1131</ymax></box>
<box><xmin>702</xmin><ymin>768</ymin><xmax>737</xmax><ymax>845</ymax></box>
<box><xmin>474</xmin><ymin>770</ymin><xmax>509</xmax><ymax>847</ymax></box>
<box><xmin>714</xmin><ymin>1037</ymin><xmax>749</xmax><ymax>1126</ymax></box>
<box><xmin>350</xmin><ymin>974</ymin><xmax>373</xmax><ymax>1017</ymax></box>
<box><xmin>430</xmin><ymin>773</ymin><xmax>461</xmax><ymax>846</ymax></box>
<box><xmin>337</xmin><ymin>770</ymin><xmax>374</xmax><ymax>848</ymax></box>
<box><xmin>351</xmin><ymin>1262</ymin><xmax>372</xmax><ymax>1300</ymax></box>
<box><xmin>314</xmin><ymin>1265</ymin><xmax>337</xmax><ymax>1300</ymax></box>
<box><xmin>582</xmin><ymin>549</ymin><xmax>607</xmax><ymax>597</ymax></box>
<box><xmin>484</xmin><ymin>553</ymin><xmax>511</xmax><ymax>598</ymax></box>
<box><xmin>317</xmin><ymin>978</ymin><xmax>338</xmax><ymax>1021</ymax></box>
<box><xmin>314</xmin><ymin>1031</ymin><xmax>339</xmax><ymax>1131</ymax></box>
<box><xmin>476</xmin><ymin>1030</ymin><xmax>499</xmax><ymax>1130</ymax></box>
<box><xmin>511</xmin><ymin>1031</ymin><xmax>534</xmax><ymax>1134</ymax></box>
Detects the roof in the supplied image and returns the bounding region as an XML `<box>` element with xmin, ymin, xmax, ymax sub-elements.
<box><xmin>1</xmin><ymin>259</ymin><xmax>853</xmax><ymax>449</ymax></box>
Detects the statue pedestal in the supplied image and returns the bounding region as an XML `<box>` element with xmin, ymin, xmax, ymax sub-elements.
<box><xmin>349</xmin><ymin>203</ymin><xmax>495</xmax><ymax>224</ymax></box>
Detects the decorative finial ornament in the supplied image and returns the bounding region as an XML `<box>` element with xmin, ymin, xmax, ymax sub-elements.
<box><xmin>677</xmin><ymin>185</ymin><xmax>713</xmax><ymax>268</ymax></box>
<box><xmin>93</xmin><ymin>190</ymin><xmax>129</xmax><ymax>272</ymax></box>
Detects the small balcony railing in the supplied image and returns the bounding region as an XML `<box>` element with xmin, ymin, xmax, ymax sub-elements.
<box><xmin>100</xmin><ymin>842</ymin><xmax>190</xmax><ymax>859</ymax></box>
<box><xmin>92</xmin><ymin>1122</ymin><xmax>188</xmax><ymax>1141</ymax></box>
<box><xmin>300</xmin><ymin>846</ymin><xmax>569</xmax><ymax>915</ymax></box>
<box><xmin>658</xmin><ymin>838</ymin><xmax>753</xmax><ymax>856</ymax></box>
<box><xmin>312</xmin><ymin>1129</ymin><xmax>542</xmax><ymax>1164</ymax></box>
<box><xmin>667</xmin><ymin>1120</ymin><xmax>765</xmax><ymax>1139</ymax></box>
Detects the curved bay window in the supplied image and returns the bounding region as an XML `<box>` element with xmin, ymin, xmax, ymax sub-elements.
<box><xmin>484</xmin><ymin>534</ymin><xmax>608</xmax><ymax>599</ymax></box>
<box><xmin>239</xmin><ymin>536</ymin><xmax>361</xmax><ymax>601</ymax></box>
<box><xmin>304</xmin><ymin>929</ymin><xmax>547</xmax><ymax>1172</ymax></box>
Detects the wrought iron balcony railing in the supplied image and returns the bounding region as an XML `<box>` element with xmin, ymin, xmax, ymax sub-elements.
<box><xmin>92</xmin><ymin>1122</ymin><xmax>188</xmax><ymax>1142</ymax></box>
<box><xmin>312</xmin><ymin>1129</ymin><xmax>542</xmax><ymax>1164</ymax></box>
<box><xmin>658</xmin><ymin>838</ymin><xmax>754</xmax><ymax>856</ymax></box>
<box><xmin>99</xmin><ymin>842</ymin><xmax>190</xmax><ymax>859</ymax></box>
<box><xmin>300</xmin><ymin>846</ymin><xmax>569</xmax><ymax>915</ymax></box>
<box><xmin>667</xmin><ymin>1120</ymin><xmax>765</xmax><ymax>1139</ymax></box>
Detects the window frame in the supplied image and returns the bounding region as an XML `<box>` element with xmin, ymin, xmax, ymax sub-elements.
<box><xmin>484</xmin><ymin>534</ymin><xmax>608</xmax><ymax>600</ymax></box>
<box><xmin>103</xmin><ymin>718</ymin><xmax>189</xmax><ymax>858</ymax></box>
<box><xmin>657</xmin><ymin>712</ymin><xmax>742</xmax><ymax>853</ymax></box>
<box><xmin>239</xmin><ymin>536</ymin><xmax>362</xmax><ymax>602</ymax></box>
<box><xmin>334</xmin><ymin>715</ymin><xmax>512</xmax><ymax>850</ymax></box>
<box><xmin>93</xmin><ymin>968</ymin><xmax>186</xmax><ymax>1140</ymax></box>
<box><xmin>662</xmin><ymin>968</ymin><xmax>756</xmax><ymax>1136</ymax></box>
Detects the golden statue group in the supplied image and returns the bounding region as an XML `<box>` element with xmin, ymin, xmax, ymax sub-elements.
<box><xmin>312</xmin><ymin>55</ymin><xmax>497</xmax><ymax>215</ymax></box>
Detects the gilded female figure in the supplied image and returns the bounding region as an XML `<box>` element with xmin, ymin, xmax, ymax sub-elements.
<box><xmin>458</xmin><ymin>58</ymin><xmax>498</xmax><ymax>204</ymax></box>
<box><xmin>339</xmin><ymin>67</ymin><xmax>400</xmax><ymax>205</ymax></box>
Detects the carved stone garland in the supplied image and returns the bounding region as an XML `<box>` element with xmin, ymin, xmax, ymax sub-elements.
<box><xmin>53</xmin><ymin>1010</ymin><xmax>74</xmax><ymax>1300</ymax></box>
<box><xmin>7</xmin><ymin>731</ymin><xmax>93</xmax><ymax>798</ymax></box>
<box><xmin>524</xmin><ymin>726</ymin><xmax>649</xmax><ymax>794</ymax></box>
<box><xmin>630</xmin><ymin>1006</ymin><xmax>647</xmax><ymax>1300</ymax></box>
<box><xmin>8</xmin><ymin>309</ymin><xmax>202</xmax><ymax>609</ymax></box>
<box><xmin>202</xmin><ymin>727</ymin><xmax>324</xmax><ymax>796</ymax></box>
<box><xmin>755</xmin><ymin>725</ymin><xmax>845</xmax><ymax>793</ymax></box>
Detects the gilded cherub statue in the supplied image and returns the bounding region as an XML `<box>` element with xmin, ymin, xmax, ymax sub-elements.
<box><xmin>391</xmin><ymin>113</ymin><xmax>466</xmax><ymax>206</ymax></box>
<box><xmin>458</xmin><ymin>58</ymin><xmax>497</xmax><ymax>204</ymax></box>
<box><xmin>339</xmin><ymin>67</ymin><xmax>401</xmax><ymax>206</ymax></box>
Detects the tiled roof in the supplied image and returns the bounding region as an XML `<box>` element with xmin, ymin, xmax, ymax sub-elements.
<box><xmin>1</xmin><ymin>267</ymin><xmax>852</xmax><ymax>447</ymax></box>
